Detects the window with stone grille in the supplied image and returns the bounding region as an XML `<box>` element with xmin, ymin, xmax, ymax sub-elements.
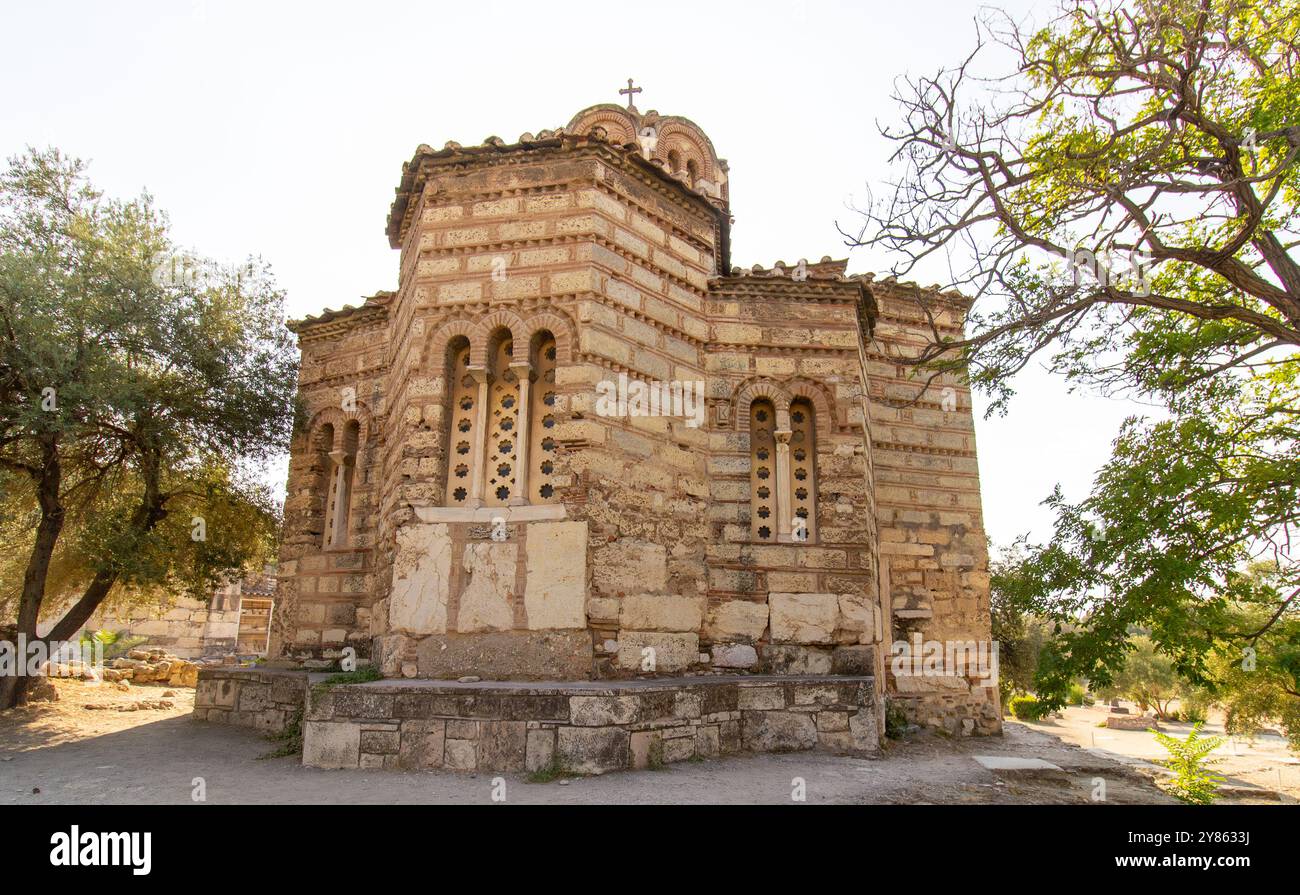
<box><xmin>528</xmin><ymin>333</ymin><xmax>560</xmax><ymax>504</ymax></box>
<box><xmin>749</xmin><ymin>395</ymin><xmax>818</xmax><ymax>543</ymax></box>
<box><xmin>750</xmin><ymin>399</ymin><xmax>777</xmax><ymax>541</ymax></box>
<box><xmin>444</xmin><ymin>329</ymin><xmax>562</xmax><ymax>508</ymax></box>
<box><xmin>483</xmin><ymin>335</ymin><xmax>521</xmax><ymax>506</ymax></box>
<box><xmin>788</xmin><ymin>398</ymin><xmax>817</xmax><ymax>543</ymax></box>
<box><xmin>444</xmin><ymin>340</ymin><xmax>477</xmax><ymax>505</ymax></box>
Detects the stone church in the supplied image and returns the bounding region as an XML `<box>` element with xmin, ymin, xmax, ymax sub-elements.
<box><xmin>270</xmin><ymin>90</ymin><xmax>1000</xmax><ymax>739</ymax></box>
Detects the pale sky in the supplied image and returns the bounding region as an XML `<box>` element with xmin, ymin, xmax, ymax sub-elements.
<box><xmin>0</xmin><ymin>0</ymin><xmax>1154</xmax><ymax>553</ymax></box>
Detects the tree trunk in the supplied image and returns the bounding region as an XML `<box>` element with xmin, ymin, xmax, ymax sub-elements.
<box><xmin>2</xmin><ymin>438</ymin><xmax>64</xmax><ymax>710</ymax></box>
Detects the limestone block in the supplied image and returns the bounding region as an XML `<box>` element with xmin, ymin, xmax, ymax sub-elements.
<box><xmin>456</xmin><ymin>542</ymin><xmax>517</xmax><ymax>633</ymax></box>
<box><xmin>195</xmin><ymin>677</ymin><xmax>236</xmax><ymax>709</ymax></box>
<box><xmin>557</xmin><ymin>726</ymin><xmax>630</xmax><ymax>775</ymax></box>
<box><xmin>586</xmin><ymin>597</ymin><xmax>620</xmax><ymax>623</ymax></box>
<box><xmin>525</xmin><ymin>521</ymin><xmax>588</xmax><ymax>630</ymax></box>
<box><xmin>444</xmin><ymin>738</ymin><xmax>477</xmax><ymax>771</ymax></box>
<box><xmin>389</xmin><ymin>523</ymin><xmax>452</xmax><ymax>636</ymax></box>
<box><xmin>477</xmin><ymin>720</ymin><xmax>528</xmax><ymax>772</ymax></box>
<box><xmin>737</xmin><ymin>686</ymin><xmax>784</xmax><ymax>710</ymax></box>
<box><xmin>849</xmin><ymin>708</ymin><xmax>881</xmax><ymax>750</ymax></box>
<box><xmin>711</xmin><ymin>643</ymin><xmax>758</xmax><ymax>668</ymax></box>
<box><xmin>373</xmin><ymin>633</ymin><xmax>413</xmax><ymax>678</ymax></box>
<box><xmin>704</xmin><ymin>599</ymin><xmax>769</xmax><ymax>642</ymax></box>
<box><xmin>695</xmin><ymin>726</ymin><xmax>721</xmax><ymax>758</ymax></box>
<box><xmin>570</xmin><ymin>695</ymin><xmax>640</xmax><ymax>726</ymax></box>
<box><xmin>303</xmin><ymin>721</ymin><xmax>361</xmax><ymax>769</ymax></box>
<box><xmin>416</xmin><ymin>630</ymin><xmax>593</xmax><ymax>680</ymax></box>
<box><xmin>837</xmin><ymin>594</ymin><xmax>875</xmax><ymax>641</ymax></box>
<box><xmin>615</xmin><ymin>631</ymin><xmax>699</xmax><ymax>673</ymax></box>
<box><xmin>831</xmin><ymin>644</ymin><xmax>876</xmax><ymax>675</ymax></box>
<box><xmin>759</xmin><ymin>644</ymin><xmax>833</xmax><ymax>675</ymax></box>
<box><xmin>526</xmin><ymin>728</ymin><xmax>556</xmax><ymax>772</ymax></box>
<box><xmin>618</xmin><ymin>594</ymin><xmax>704</xmax><ymax>633</ymax></box>
<box><xmin>398</xmin><ymin>720</ymin><xmax>445</xmax><ymax>769</ymax></box>
<box><xmin>741</xmin><ymin>711</ymin><xmax>817</xmax><ymax>752</ymax></box>
<box><xmin>592</xmin><ymin>539</ymin><xmax>668</xmax><ymax>595</ymax></box>
<box><xmin>769</xmin><ymin>593</ymin><xmax>840</xmax><ymax>644</ymax></box>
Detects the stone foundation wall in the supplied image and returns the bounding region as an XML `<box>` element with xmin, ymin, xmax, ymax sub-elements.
<box><xmin>302</xmin><ymin>675</ymin><xmax>880</xmax><ymax>774</ymax></box>
<box><xmin>192</xmin><ymin>668</ymin><xmax>309</xmax><ymax>735</ymax></box>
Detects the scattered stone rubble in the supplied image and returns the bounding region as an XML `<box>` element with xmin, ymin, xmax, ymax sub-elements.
<box><xmin>101</xmin><ymin>649</ymin><xmax>201</xmax><ymax>687</ymax></box>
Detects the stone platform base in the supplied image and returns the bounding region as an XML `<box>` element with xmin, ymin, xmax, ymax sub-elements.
<box><xmin>308</xmin><ymin>675</ymin><xmax>881</xmax><ymax>774</ymax></box>
<box><xmin>193</xmin><ymin>668</ymin><xmax>881</xmax><ymax>775</ymax></box>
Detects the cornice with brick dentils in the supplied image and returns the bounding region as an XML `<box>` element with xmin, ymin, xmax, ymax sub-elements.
<box><xmin>388</xmin><ymin>137</ymin><xmax>727</xmax><ymax>253</ymax></box>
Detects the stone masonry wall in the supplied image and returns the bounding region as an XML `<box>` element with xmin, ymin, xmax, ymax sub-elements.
<box><xmin>701</xmin><ymin>270</ymin><xmax>882</xmax><ymax>681</ymax></box>
<box><xmin>864</xmin><ymin>280</ymin><xmax>1000</xmax><ymax>735</ymax></box>
<box><xmin>193</xmin><ymin>668</ymin><xmax>308</xmax><ymax>735</ymax></box>
<box><xmin>87</xmin><ymin>594</ymin><xmax>239</xmax><ymax>659</ymax></box>
<box><xmin>302</xmin><ymin>675</ymin><xmax>880</xmax><ymax>774</ymax></box>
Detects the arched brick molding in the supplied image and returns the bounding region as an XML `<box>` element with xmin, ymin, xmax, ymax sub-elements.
<box><xmin>306</xmin><ymin>403</ymin><xmax>372</xmax><ymax>465</ymax></box>
<box><xmin>733</xmin><ymin>379</ymin><xmax>792</xmax><ymax>430</ymax></box>
<box><xmin>469</xmin><ymin>309</ymin><xmax>527</xmax><ymax>366</ymax></box>
<box><xmin>569</xmin><ymin>106</ymin><xmax>638</xmax><ymax>145</ymax></box>
<box><xmin>521</xmin><ymin>310</ymin><xmax>576</xmax><ymax>364</ymax></box>
<box><xmin>654</xmin><ymin>123</ymin><xmax>714</xmax><ymax>183</ymax></box>
<box><xmin>425</xmin><ymin>317</ymin><xmax>476</xmax><ymax>369</ymax></box>
<box><xmin>786</xmin><ymin>379</ymin><xmax>836</xmax><ymax>434</ymax></box>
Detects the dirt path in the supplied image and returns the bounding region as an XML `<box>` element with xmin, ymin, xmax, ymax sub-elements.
<box><xmin>1018</xmin><ymin>704</ymin><xmax>1300</xmax><ymax>802</ymax></box>
<box><xmin>0</xmin><ymin>679</ymin><xmax>1198</xmax><ymax>805</ymax></box>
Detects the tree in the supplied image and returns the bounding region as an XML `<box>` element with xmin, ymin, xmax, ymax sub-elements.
<box><xmin>1099</xmin><ymin>635</ymin><xmax>1182</xmax><ymax>716</ymax></box>
<box><xmin>0</xmin><ymin>148</ymin><xmax>297</xmax><ymax>707</ymax></box>
<box><xmin>853</xmin><ymin>0</ymin><xmax>1300</xmax><ymax>710</ymax></box>
<box><xmin>990</xmin><ymin>549</ymin><xmax>1052</xmax><ymax>706</ymax></box>
<box><xmin>1195</xmin><ymin>563</ymin><xmax>1300</xmax><ymax>746</ymax></box>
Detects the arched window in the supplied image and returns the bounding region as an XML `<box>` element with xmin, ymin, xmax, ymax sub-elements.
<box><xmin>528</xmin><ymin>332</ymin><xmax>560</xmax><ymax>504</ymax></box>
<box><xmin>483</xmin><ymin>332</ymin><xmax>521</xmax><ymax>506</ymax></box>
<box><xmin>667</xmin><ymin>149</ymin><xmax>681</xmax><ymax>175</ymax></box>
<box><xmin>750</xmin><ymin>399</ymin><xmax>777</xmax><ymax>541</ymax></box>
<box><xmin>324</xmin><ymin>420</ymin><xmax>359</xmax><ymax>548</ymax></box>
<box><xmin>313</xmin><ymin>422</ymin><xmax>334</xmax><ymax>542</ymax></box>
<box><xmin>686</xmin><ymin>159</ymin><xmax>698</xmax><ymax>189</ymax></box>
<box><xmin>443</xmin><ymin>325</ymin><xmax>565</xmax><ymax>509</ymax></box>
<box><xmin>445</xmin><ymin>338</ymin><xmax>476</xmax><ymax>505</ymax></box>
<box><xmin>788</xmin><ymin>398</ymin><xmax>817</xmax><ymax>543</ymax></box>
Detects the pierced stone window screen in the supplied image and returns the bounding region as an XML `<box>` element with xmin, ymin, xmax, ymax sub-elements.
<box><xmin>444</xmin><ymin>343</ymin><xmax>476</xmax><ymax>506</ymax></box>
<box><xmin>789</xmin><ymin>399</ymin><xmax>817</xmax><ymax>543</ymax></box>
<box><xmin>483</xmin><ymin>337</ymin><xmax>520</xmax><ymax>507</ymax></box>
<box><xmin>529</xmin><ymin>334</ymin><xmax>560</xmax><ymax>504</ymax></box>
<box><xmin>324</xmin><ymin>420</ymin><xmax>359</xmax><ymax>548</ymax></box>
<box><xmin>749</xmin><ymin>399</ymin><xmax>777</xmax><ymax>541</ymax></box>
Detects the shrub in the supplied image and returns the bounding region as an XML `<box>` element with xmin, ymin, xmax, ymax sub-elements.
<box><xmin>884</xmin><ymin>700</ymin><xmax>910</xmax><ymax>739</ymax></box>
<box><xmin>1153</xmin><ymin>722</ymin><xmax>1225</xmax><ymax>805</ymax></box>
<box><xmin>1008</xmin><ymin>695</ymin><xmax>1048</xmax><ymax>721</ymax></box>
<box><xmin>1066</xmin><ymin>683</ymin><xmax>1093</xmax><ymax>706</ymax></box>
<box><xmin>1179</xmin><ymin>690</ymin><xmax>1213</xmax><ymax>725</ymax></box>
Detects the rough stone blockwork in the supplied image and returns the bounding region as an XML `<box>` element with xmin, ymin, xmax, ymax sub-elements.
<box><xmin>193</xmin><ymin>668</ymin><xmax>308</xmax><ymax>735</ymax></box>
<box><xmin>300</xmin><ymin>675</ymin><xmax>880</xmax><ymax>774</ymax></box>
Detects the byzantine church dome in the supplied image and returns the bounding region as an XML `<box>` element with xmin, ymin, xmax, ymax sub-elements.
<box><xmin>567</xmin><ymin>99</ymin><xmax>729</xmax><ymax>207</ymax></box>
